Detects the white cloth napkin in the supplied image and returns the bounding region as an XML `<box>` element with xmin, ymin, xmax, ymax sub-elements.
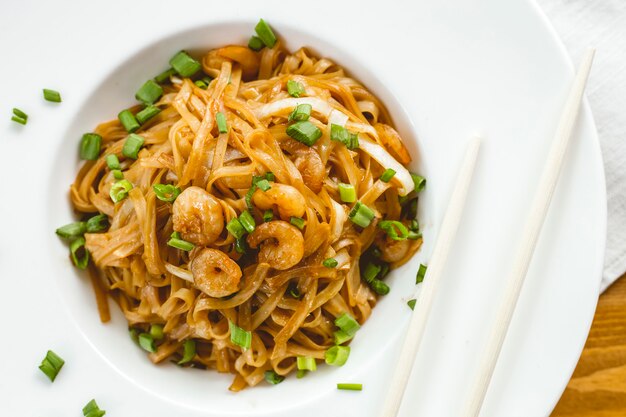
<box><xmin>538</xmin><ymin>0</ymin><xmax>626</xmax><ymax>291</ymax></box>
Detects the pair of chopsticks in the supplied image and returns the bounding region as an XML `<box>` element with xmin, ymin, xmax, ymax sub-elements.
<box><xmin>381</xmin><ymin>49</ymin><xmax>595</xmax><ymax>417</ymax></box>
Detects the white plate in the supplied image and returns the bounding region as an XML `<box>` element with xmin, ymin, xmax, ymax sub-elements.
<box><xmin>0</xmin><ymin>0</ymin><xmax>605</xmax><ymax>416</ymax></box>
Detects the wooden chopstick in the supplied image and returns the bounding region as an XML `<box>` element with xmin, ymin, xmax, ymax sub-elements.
<box><xmin>462</xmin><ymin>48</ymin><xmax>595</xmax><ymax>417</ymax></box>
<box><xmin>381</xmin><ymin>136</ymin><xmax>482</xmax><ymax>417</ymax></box>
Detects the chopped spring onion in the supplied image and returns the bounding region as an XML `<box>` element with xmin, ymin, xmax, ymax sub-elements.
<box><xmin>380</xmin><ymin>168</ymin><xmax>396</xmax><ymax>182</ymax></box>
<box><xmin>80</xmin><ymin>133</ymin><xmax>102</xmax><ymax>160</ymax></box>
<box><xmin>409</xmin><ymin>219</ymin><xmax>419</xmax><ymax>232</ymax></box>
<box><xmin>362</xmin><ymin>262</ymin><xmax>381</xmax><ymax>283</ymax></box>
<box><xmin>138</xmin><ymin>333</ymin><xmax>156</xmax><ymax>353</ymax></box>
<box><xmin>234</xmin><ymin>237</ymin><xmax>247</xmax><ymax>254</ymax></box>
<box><xmin>239</xmin><ymin>210</ymin><xmax>256</xmax><ymax>233</ymax></box>
<box><xmin>246</xmin><ymin>173</ymin><xmax>274</xmax><ymax>209</ymax></box>
<box><xmin>109</xmin><ymin>179</ymin><xmax>133</xmax><ymax>203</ymax></box>
<box><xmin>337</xmin><ymin>383</ymin><xmax>362</xmax><ymax>391</ymax></box>
<box><xmin>348</xmin><ymin>201</ymin><xmax>375</xmax><ymax>228</ymax></box>
<box><xmin>194</xmin><ymin>79</ymin><xmax>208</xmax><ymax>89</ymax></box>
<box><xmin>296</xmin><ymin>356</ymin><xmax>317</xmax><ymax>372</ymax></box>
<box><xmin>129</xmin><ymin>327</ymin><xmax>138</xmax><ymax>343</ymax></box>
<box><xmin>287</xmin><ymin>120</ymin><xmax>322</xmax><ymax>146</ymax></box>
<box><xmin>227</xmin><ymin>218</ymin><xmax>246</xmax><ymax>239</ymax></box>
<box><xmin>255</xmin><ymin>178</ymin><xmax>271</xmax><ymax>191</ymax></box>
<box><xmin>290</xmin><ymin>216</ymin><xmax>306</xmax><ymax>230</ymax></box>
<box><xmin>70</xmin><ymin>236</ymin><xmax>89</xmax><ymax>269</ymax></box>
<box><xmin>153</xmin><ymin>184</ymin><xmax>181</xmax><ymax>202</ymax></box>
<box><xmin>169</xmin><ymin>51</ymin><xmax>201</xmax><ymax>77</ymax></box>
<box><xmin>229</xmin><ymin>321</ymin><xmax>252</xmax><ymax>350</ymax></box>
<box><xmin>296</xmin><ymin>369</ymin><xmax>307</xmax><ymax>379</ymax></box>
<box><xmin>334</xmin><ymin>330</ymin><xmax>353</xmax><ymax>345</ymax></box>
<box><xmin>286</xmin><ymin>80</ymin><xmax>305</xmax><ymax>97</ymax></box>
<box><xmin>288</xmin><ymin>283</ymin><xmax>301</xmax><ymax>299</ymax></box>
<box><xmin>379</xmin><ymin>262</ymin><xmax>390</xmax><ymax>279</ymax></box>
<box><xmin>43</xmin><ymin>89</ymin><xmax>62</xmax><ymax>103</ymax></box>
<box><xmin>122</xmin><ymin>133</ymin><xmax>145</xmax><ymax>159</ymax></box>
<box><xmin>416</xmin><ymin>263</ymin><xmax>427</xmax><ymax>284</ymax></box>
<box><xmin>330</xmin><ymin>124</ymin><xmax>359</xmax><ymax>150</ymax></box>
<box><xmin>216</xmin><ymin>111</ymin><xmax>228</xmax><ymax>133</ymax></box>
<box><xmin>325</xmin><ymin>345</ymin><xmax>350</xmax><ymax>367</ymax></box>
<box><xmin>167</xmin><ymin>231</ymin><xmax>195</xmax><ymax>251</ymax></box>
<box><xmin>38</xmin><ymin>350</ymin><xmax>65</xmax><ymax>382</ymax></box>
<box><xmin>411</xmin><ymin>173</ymin><xmax>426</xmax><ymax>193</ymax></box>
<box><xmin>56</xmin><ymin>222</ymin><xmax>87</xmax><ymax>239</ymax></box>
<box><xmin>82</xmin><ymin>399</ymin><xmax>106</xmax><ymax>417</ymax></box>
<box><xmin>263</xmin><ymin>210</ymin><xmax>274</xmax><ymax>222</ymax></box>
<box><xmin>335</xmin><ymin>313</ymin><xmax>360</xmax><ymax>337</ymax></box>
<box><xmin>154</xmin><ymin>67</ymin><xmax>176</xmax><ymax>84</ymax></box>
<box><xmin>379</xmin><ymin>220</ymin><xmax>410</xmax><ymax>241</ymax></box>
<box><xmin>407</xmin><ymin>299</ymin><xmax>417</xmax><ymax>310</ymax></box>
<box><xmin>150</xmin><ymin>324</ymin><xmax>164</xmax><ymax>340</ymax></box>
<box><xmin>408</xmin><ymin>230</ymin><xmax>422</xmax><ymax>240</ymax></box>
<box><xmin>11</xmin><ymin>108</ymin><xmax>28</xmax><ymax>124</ymax></box>
<box><xmin>118</xmin><ymin>109</ymin><xmax>140</xmax><ymax>133</ymax></box>
<box><xmin>105</xmin><ymin>154</ymin><xmax>120</xmax><ymax>170</ymax></box>
<box><xmin>370</xmin><ymin>279</ymin><xmax>390</xmax><ymax>295</ymax></box>
<box><xmin>136</xmin><ymin>105</ymin><xmax>161</xmax><ymax>124</ymax></box>
<box><xmin>338</xmin><ymin>183</ymin><xmax>356</xmax><ymax>203</ymax></box>
<box><xmin>323</xmin><ymin>258</ymin><xmax>338</xmax><ymax>268</ymax></box>
<box><xmin>265</xmin><ymin>171</ymin><xmax>275</xmax><ymax>182</ymax></box>
<box><xmin>86</xmin><ymin>214</ymin><xmax>109</xmax><ymax>233</ymax></box>
<box><xmin>264</xmin><ymin>370</ymin><xmax>285</xmax><ymax>385</ymax></box>
<box><xmin>288</xmin><ymin>103</ymin><xmax>312</xmax><ymax>122</ymax></box>
<box><xmin>135</xmin><ymin>79</ymin><xmax>163</xmax><ymax>104</ymax></box>
<box><xmin>254</xmin><ymin>18</ymin><xmax>277</xmax><ymax>48</ymax></box>
<box><xmin>112</xmin><ymin>169</ymin><xmax>124</xmax><ymax>180</ymax></box>
<box><xmin>248</xmin><ymin>35</ymin><xmax>264</xmax><ymax>51</ymax></box>
<box><xmin>178</xmin><ymin>339</ymin><xmax>196</xmax><ymax>365</ymax></box>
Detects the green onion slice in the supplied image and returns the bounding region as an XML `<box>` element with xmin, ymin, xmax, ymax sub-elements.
<box><xmin>227</xmin><ymin>218</ymin><xmax>246</xmax><ymax>239</ymax></box>
<box><xmin>86</xmin><ymin>214</ymin><xmax>109</xmax><ymax>233</ymax></box>
<box><xmin>56</xmin><ymin>222</ymin><xmax>86</xmax><ymax>239</ymax></box>
<box><xmin>286</xmin><ymin>120</ymin><xmax>322</xmax><ymax>146</ymax></box>
<box><xmin>138</xmin><ymin>333</ymin><xmax>156</xmax><ymax>353</ymax></box>
<box><xmin>194</xmin><ymin>80</ymin><xmax>208</xmax><ymax>89</ymax></box>
<box><xmin>43</xmin><ymin>89</ymin><xmax>62</xmax><ymax>103</ymax></box>
<box><xmin>112</xmin><ymin>170</ymin><xmax>124</xmax><ymax>180</ymax></box>
<box><xmin>323</xmin><ymin>258</ymin><xmax>338</xmax><ymax>268</ymax></box>
<box><xmin>136</xmin><ymin>105</ymin><xmax>161</xmax><ymax>124</ymax></box>
<box><xmin>290</xmin><ymin>216</ymin><xmax>306</xmax><ymax>230</ymax></box>
<box><xmin>325</xmin><ymin>345</ymin><xmax>350</xmax><ymax>367</ymax></box>
<box><xmin>296</xmin><ymin>356</ymin><xmax>317</xmax><ymax>372</ymax></box>
<box><xmin>239</xmin><ymin>210</ymin><xmax>256</xmax><ymax>233</ymax></box>
<box><xmin>255</xmin><ymin>178</ymin><xmax>271</xmax><ymax>191</ymax></box>
<box><xmin>254</xmin><ymin>19</ymin><xmax>277</xmax><ymax>48</ymax></box>
<box><xmin>154</xmin><ymin>67</ymin><xmax>176</xmax><ymax>84</ymax></box>
<box><xmin>370</xmin><ymin>279</ymin><xmax>390</xmax><ymax>295</ymax></box>
<box><xmin>348</xmin><ymin>201</ymin><xmax>375</xmax><ymax>228</ymax></box>
<box><xmin>380</xmin><ymin>168</ymin><xmax>396</xmax><ymax>182</ymax></box>
<box><xmin>379</xmin><ymin>220</ymin><xmax>410</xmax><ymax>241</ymax></box>
<box><xmin>330</xmin><ymin>124</ymin><xmax>359</xmax><ymax>149</ymax></box>
<box><xmin>38</xmin><ymin>350</ymin><xmax>65</xmax><ymax>382</ymax></box>
<box><xmin>216</xmin><ymin>112</ymin><xmax>228</xmax><ymax>134</ymax></box>
<box><xmin>264</xmin><ymin>370</ymin><xmax>285</xmax><ymax>385</ymax></box>
<box><xmin>286</xmin><ymin>80</ymin><xmax>305</xmax><ymax>97</ymax></box>
<box><xmin>416</xmin><ymin>263</ymin><xmax>427</xmax><ymax>284</ymax></box>
<box><xmin>335</xmin><ymin>313</ymin><xmax>360</xmax><ymax>337</ymax></box>
<box><xmin>105</xmin><ymin>154</ymin><xmax>120</xmax><ymax>170</ymax></box>
<box><xmin>118</xmin><ymin>109</ymin><xmax>140</xmax><ymax>133</ymax></box>
<box><xmin>338</xmin><ymin>183</ymin><xmax>356</xmax><ymax>203</ymax></box>
<box><xmin>169</xmin><ymin>51</ymin><xmax>201</xmax><ymax>77</ymax></box>
<box><xmin>80</xmin><ymin>133</ymin><xmax>102</xmax><ymax>160</ymax></box>
<box><xmin>70</xmin><ymin>236</ymin><xmax>89</xmax><ymax>269</ymax></box>
<box><xmin>178</xmin><ymin>339</ymin><xmax>196</xmax><ymax>365</ymax></box>
<box><xmin>411</xmin><ymin>173</ymin><xmax>426</xmax><ymax>193</ymax></box>
<box><xmin>362</xmin><ymin>262</ymin><xmax>381</xmax><ymax>283</ymax></box>
<box><xmin>229</xmin><ymin>321</ymin><xmax>252</xmax><ymax>350</ymax></box>
<box><xmin>263</xmin><ymin>210</ymin><xmax>274</xmax><ymax>222</ymax></box>
<box><xmin>167</xmin><ymin>232</ymin><xmax>195</xmax><ymax>251</ymax></box>
<box><xmin>13</xmin><ymin>107</ymin><xmax>28</xmax><ymax>120</ymax></box>
<box><xmin>248</xmin><ymin>35</ymin><xmax>264</xmax><ymax>51</ymax></box>
<box><xmin>135</xmin><ymin>79</ymin><xmax>163</xmax><ymax>104</ymax></box>
<box><xmin>334</xmin><ymin>329</ymin><xmax>353</xmax><ymax>345</ymax></box>
<box><xmin>11</xmin><ymin>115</ymin><xmax>27</xmax><ymax>125</ymax></box>
<box><xmin>122</xmin><ymin>133</ymin><xmax>144</xmax><ymax>159</ymax></box>
<box><xmin>234</xmin><ymin>237</ymin><xmax>247</xmax><ymax>254</ymax></box>
<box><xmin>337</xmin><ymin>383</ymin><xmax>362</xmax><ymax>391</ymax></box>
<box><xmin>288</xmin><ymin>103</ymin><xmax>312</xmax><ymax>122</ymax></box>
<box><xmin>407</xmin><ymin>299</ymin><xmax>417</xmax><ymax>310</ymax></box>
<box><xmin>153</xmin><ymin>184</ymin><xmax>181</xmax><ymax>202</ymax></box>
<box><xmin>110</xmin><ymin>179</ymin><xmax>133</xmax><ymax>203</ymax></box>
<box><xmin>82</xmin><ymin>399</ymin><xmax>106</xmax><ymax>417</ymax></box>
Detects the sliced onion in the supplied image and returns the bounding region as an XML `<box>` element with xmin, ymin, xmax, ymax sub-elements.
<box><xmin>165</xmin><ymin>263</ymin><xmax>194</xmax><ymax>283</ymax></box>
<box><xmin>358</xmin><ymin>138</ymin><xmax>415</xmax><ymax>196</ymax></box>
<box><xmin>253</xmin><ymin>97</ymin><xmax>333</xmax><ymax>120</ymax></box>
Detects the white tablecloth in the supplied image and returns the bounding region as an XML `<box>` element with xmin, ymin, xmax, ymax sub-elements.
<box><xmin>538</xmin><ymin>0</ymin><xmax>626</xmax><ymax>291</ymax></box>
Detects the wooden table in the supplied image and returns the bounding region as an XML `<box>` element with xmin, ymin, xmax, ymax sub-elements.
<box><xmin>552</xmin><ymin>273</ymin><xmax>626</xmax><ymax>416</ymax></box>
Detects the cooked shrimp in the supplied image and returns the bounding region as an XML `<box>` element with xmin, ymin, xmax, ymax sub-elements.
<box><xmin>281</xmin><ymin>139</ymin><xmax>325</xmax><ymax>193</ymax></box>
<box><xmin>247</xmin><ymin>221</ymin><xmax>304</xmax><ymax>270</ymax></box>
<box><xmin>375</xmin><ymin>123</ymin><xmax>412</xmax><ymax>165</ymax></box>
<box><xmin>252</xmin><ymin>183</ymin><xmax>306</xmax><ymax>220</ymax></box>
<box><xmin>190</xmin><ymin>248</ymin><xmax>242</xmax><ymax>297</ymax></box>
<box><xmin>172</xmin><ymin>186</ymin><xmax>224</xmax><ymax>246</ymax></box>
<box><xmin>379</xmin><ymin>237</ymin><xmax>411</xmax><ymax>263</ymax></box>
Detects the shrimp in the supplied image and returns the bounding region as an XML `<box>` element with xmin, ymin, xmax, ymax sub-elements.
<box><xmin>247</xmin><ymin>221</ymin><xmax>304</xmax><ymax>270</ymax></box>
<box><xmin>374</xmin><ymin>123</ymin><xmax>412</xmax><ymax>165</ymax></box>
<box><xmin>252</xmin><ymin>183</ymin><xmax>306</xmax><ymax>220</ymax></box>
<box><xmin>190</xmin><ymin>248</ymin><xmax>242</xmax><ymax>297</ymax></box>
<box><xmin>172</xmin><ymin>186</ymin><xmax>224</xmax><ymax>246</ymax></box>
<box><xmin>281</xmin><ymin>140</ymin><xmax>325</xmax><ymax>193</ymax></box>
<box><xmin>379</xmin><ymin>238</ymin><xmax>412</xmax><ymax>264</ymax></box>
